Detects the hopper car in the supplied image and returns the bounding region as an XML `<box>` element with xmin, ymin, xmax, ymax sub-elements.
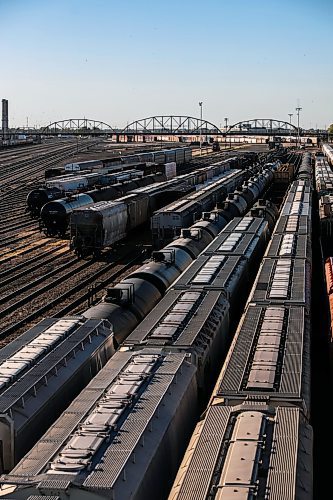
<box><xmin>169</xmin><ymin>404</ymin><xmax>312</xmax><ymax>500</ymax></box>
<box><xmin>0</xmin><ymin>317</ymin><xmax>114</xmax><ymax>473</ymax></box>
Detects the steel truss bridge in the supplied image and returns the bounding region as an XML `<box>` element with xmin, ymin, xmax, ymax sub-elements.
<box><xmin>41</xmin><ymin>118</ymin><xmax>114</xmax><ymax>135</ymax></box>
<box><xmin>6</xmin><ymin>116</ymin><xmax>328</xmax><ymax>138</ymax></box>
<box><xmin>121</xmin><ymin>116</ymin><xmax>221</xmax><ymax>136</ymax></box>
<box><xmin>227</xmin><ymin>119</ymin><xmax>299</xmax><ymax>135</ymax></box>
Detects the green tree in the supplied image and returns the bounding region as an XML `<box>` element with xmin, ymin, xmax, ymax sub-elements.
<box><xmin>328</xmin><ymin>124</ymin><xmax>333</xmax><ymax>135</ymax></box>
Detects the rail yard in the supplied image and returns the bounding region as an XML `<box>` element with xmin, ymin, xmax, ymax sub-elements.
<box><xmin>0</xmin><ymin>136</ymin><xmax>332</xmax><ymax>500</ymax></box>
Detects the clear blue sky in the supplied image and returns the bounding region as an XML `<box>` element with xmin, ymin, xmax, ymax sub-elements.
<box><xmin>1</xmin><ymin>0</ymin><xmax>332</xmax><ymax>129</ymax></box>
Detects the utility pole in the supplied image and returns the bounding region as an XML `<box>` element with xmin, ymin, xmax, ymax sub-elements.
<box><xmin>296</xmin><ymin>107</ymin><xmax>302</xmax><ymax>148</ymax></box>
<box><xmin>199</xmin><ymin>101</ymin><xmax>203</xmax><ymax>155</ymax></box>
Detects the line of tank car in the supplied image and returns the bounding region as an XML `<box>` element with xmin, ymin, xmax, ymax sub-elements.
<box><xmin>0</xmin><ymin>152</ymin><xmax>315</xmax><ymax>500</ymax></box>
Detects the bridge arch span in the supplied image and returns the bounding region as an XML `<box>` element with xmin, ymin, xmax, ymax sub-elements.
<box><xmin>227</xmin><ymin>118</ymin><xmax>300</xmax><ymax>134</ymax></box>
<box><xmin>41</xmin><ymin>118</ymin><xmax>114</xmax><ymax>134</ymax></box>
<box><xmin>121</xmin><ymin>115</ymin><xmax>222</xmax><ymax>135</ymax></box>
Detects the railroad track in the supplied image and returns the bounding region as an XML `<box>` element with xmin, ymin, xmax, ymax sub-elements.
<box><xmin>0</xmin><ymin>139</ymin><xmax>76</xmax><ymax>161</ymax></box>
<box><xmin>0</xmin><ymin>223</ymin><xmax>39</xmax><ymax>241</ymax></box>
<box><xmin>0</xmin><ymin>257</ymin><xmax>96</xmax><ymax>313</ymax></box>
<box><xmin>0</xmin><ymin>210</ymin><xmax>31</xmax><ymax>220</ymax></box>
<box><xmin>0</xmin><ymin>233</ymin><xmax>50</xmax><ymax>257</ymax></box>
<box><xmin>0</xmin><ymin>143</ymin><xmax>271</xmax><ymax>347</ymax></box>
<box><xmin>0</xmin><ymin>216</ymin><xmax>36</xmax><ymax>229</ymax></box>
<box><xmin>0</xmin><ymin>139</ymin><xmax>100</xmax><ymax>203</ymax></box>
<box><xmin>0</xmin><ymin>251</ymin><xmax>141</xmax><ymax>345</ymax></box>
<box><xmin>0</xmin><ymin>236</ymin><xmax>64</xmax><ymax>266</ymax></box>
<box><xmin>0</xmin><ymin>235</ymin><xmax>38</xmax><ymax>252</ymax></box>
<box><xmin>0</xmin><ymin>243</ymin><xmax>68</xmax><ymax>281</ymax></box>
<box><xmin>0</xmin><ymin>205</ymin><xmax>24</xmax><ymax>214</ymax></box>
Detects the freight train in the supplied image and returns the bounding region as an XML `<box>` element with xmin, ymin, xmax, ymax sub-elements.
<box><xmin>0</xmin><ymin>157</ymin><xmax>309</xmax><ymax>499</ymax></box>
<box><xmin>44</xmin><ymin>161</ymin><xmax>138</xmax><ymax>179</ymax></box>
<box><xmin>69</xmin><ymin>159</ymin><xmax>247</xmax><ymax>257</ymax></box>
<box><xmin>316</xmin><ymin>146</ymin><xmax>333</xmax><ymax>344</ymax></box>
<box><xmin>316</xmin><ymin>149</ymin><xmax>333</xmax><ymax>255</ymax></box>
<box><xmin>39</xmin><ymin>173</ymin><xmax>166</xmax><ymax>236</ymax></box>
<box><xmin>39</xmin><ymin>158</ymin><xmax>238</xmax><ymax>239</ymax></box>
<box><xmin>48</xmin><ymin>146</ymin><xmax>193</xmax><ymax>175</ymax></box>
<box><xmin>28</xmin><ymin>168</ymin><xmax>140</xmax><ymax>216</ymax></box>
<box><xmin>45</xmin><ymin>169</ymin><xmax>144</xmax><ymax>192</ymax></box>
<box><xmin>0</xmin><ymin>207</ymin><xmax>279</xmax><ymax>499</ymax></box>
<box><xmin>168</xmin><ymin>170</ymin><xmax>313</xmax><ymax>500</ymax></box>
<box><xmin>212</xmin><ymin>180</ymin><xmax>312</xmax><ymax>413</ymax></box>
<box><xmin>27</xmin><ymin>147</ymin><xmax>192</xmax><ymax>216</ymax></box>
<box><xmin>111</xmin><ymin>146</ymin><xmax>192</xmax><ymax>167</ymax></box>
<box><xmin>28</xmin><ymin>169</ymin><xmax>144</xmax><ymax>217</ymax></box>
<box><xmin>152</xmin><ymin>162</ymin><xmax>279</xmax><ymax>246</ymax></box>
<box><xmin>71</xmin><ymin>169</ymin><xmax>247</xmax><ymax>257</ymax></box>
<box><xmin>123</xmin><ymin>216</ymin><xmax>273</xmax><ymax>391</ymax></box>
<box><xmin>0</xmin><ymin>162</ymin><xmax>278</xmax><ymax>477</ymax></box>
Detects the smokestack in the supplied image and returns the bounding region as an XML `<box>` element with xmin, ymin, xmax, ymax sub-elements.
<box><xmin>2</xmin><ymin>99</ymin><xmax>9</xmax><ymax>138</ymax></box>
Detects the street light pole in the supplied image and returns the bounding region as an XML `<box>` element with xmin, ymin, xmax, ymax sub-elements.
<box><xmin>296</xmin><ymin>107</ymin><xmax>302</xmax><ymax>148</ymax></box>
<box><xmin>288</xmin><ymin>113</ymin><xmax>293</xmax><ymax>142</ymax></box>
<box><xmin>224</xmin><ymin>117</ymin><xmax>228</xmax><ymax>149</ymax></box>
<box><xmin>199</xmin><ymin>101</ymin><xmax>203</xmax><ymax>155</ymax></box>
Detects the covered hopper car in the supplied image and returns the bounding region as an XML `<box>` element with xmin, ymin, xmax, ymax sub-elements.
<box><xmin>70</xmin><ymin>179</ymin><xmax>193</xmax><ymax>257</ymax></box>
<box><xmin>0</xmin><ymin>317</ymin><xmax>114</xmax><ymax>472</ymax></box>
